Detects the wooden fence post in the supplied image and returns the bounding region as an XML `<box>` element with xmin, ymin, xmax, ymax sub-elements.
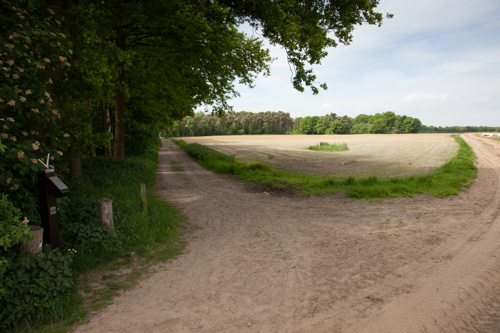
<box><xmin>99</xmin><ymin>198</ymin><xmax>114</xmax><ymax>233</ymax></box>
<box><xmin>140</xmin><ymin>183</ymin><xmax>147</xmax><ymax>212</ymax></box>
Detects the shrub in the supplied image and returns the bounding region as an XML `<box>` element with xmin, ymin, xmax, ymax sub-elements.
<box><xmin>308</xmin><ymin>142</ymin><xmax>348</xmax><ymax>151</ymax></box>
<box><xmin>0</xmin><ymin>194</ymin><xmax>75</xmax><ymax>330</ymax></box>
<box><xmin>0</xmin><ymin>250</ymin><xmax>75</xmax><ymax>329</ymax></box>
<box><xmin>56</xmin><ymin>138</ymin><xmax>181</xmax><ymax>270</ymax></box>
<box><xmin>0</xmin><ymin>1</ymin><xmax>72</xmax><ymax>218</ymax></box>
<box><xmin>0</xmin><ymin>194</ymin><xmax>31</xmax><ymax>252</ymax></box>
<box><xmin>0</xmin><ymin>139</ymin><xmax>182</xmax><ymax>329</ymax></box>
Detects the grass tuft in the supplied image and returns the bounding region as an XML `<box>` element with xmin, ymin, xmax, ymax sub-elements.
<box><xmin>308</xmin><ymin>142</ymin><xmax>348</xmax><ymax>151</ymax></box>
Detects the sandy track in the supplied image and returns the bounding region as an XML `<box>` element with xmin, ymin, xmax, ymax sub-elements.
<box><xmin>74</xmin><ymin>134</ymin><xmax>500</xmax><ymax>333</ymax></box>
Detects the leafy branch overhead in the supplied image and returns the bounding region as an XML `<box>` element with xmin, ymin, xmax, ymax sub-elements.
<box><xmin>218</xmin><ymin>0</ymin><xmax>390</xmax><ymax>93</ymax></box>
<box><xmin>1</xmin><ymin>0</ymin><xmax>389</xmax><ymax>179</ymax></box>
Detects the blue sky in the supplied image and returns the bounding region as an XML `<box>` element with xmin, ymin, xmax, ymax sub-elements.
<box><xmin>229</xmin><ymin>0</ymin><xmax>500</xmax><ymax>127</ymax></box>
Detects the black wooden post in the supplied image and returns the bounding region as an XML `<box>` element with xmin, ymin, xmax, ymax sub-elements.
<box><xmin>37</xmin><ymin>169</ymin><xmax>69</xmax><ymax>250</ymax></box>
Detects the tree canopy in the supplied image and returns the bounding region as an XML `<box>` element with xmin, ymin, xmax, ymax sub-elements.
<box><xmin>166</xmin><ymin>111</ymin><xmax>423</xmax><ymax>137</ymax></box>
<box><xmin>1</xmin><ymin>0</ymin><xmax>390</xmax><ymax>203</ymax></box>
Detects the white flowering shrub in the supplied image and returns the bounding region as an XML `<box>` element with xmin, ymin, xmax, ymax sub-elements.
<box><xmin>0</xmin><ymin>0</ymin><xmax>71</xmax><ymax>212</ymax></box>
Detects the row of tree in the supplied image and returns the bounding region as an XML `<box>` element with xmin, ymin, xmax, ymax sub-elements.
<box><xmin>165</xmin><ymin>111</ymin><xmax>423</xmax><ymax>136</ymax></box>
<box><xmin>421</xmin><ymin>125</ymin><xmax>500</xmax><ymax>133</ymax></box>
<box><xmin>294</xmin><ymin>111</ymin><xmax>422</xmax><ymax>134</ymax></box>
<box><xmin>166</xmin><ymin>111</ymin><xmax>294</xmax><ymax>136</ymax></box>
<box><xmin>1</xmin><ymin>0</ymin><xmax>389</xmax><ymax>206</ymax></box>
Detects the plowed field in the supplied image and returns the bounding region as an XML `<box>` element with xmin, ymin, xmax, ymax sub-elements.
<box><xmin>182</xmin><ymin>134</ymin><xmax>458</xmax><ymax>177</ymax></box>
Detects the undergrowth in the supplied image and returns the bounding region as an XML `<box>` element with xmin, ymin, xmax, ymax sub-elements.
<box><xmin>5</xmin><ymin>139</ymin><xmax>184</xmax><ymax>332</ymax></box>
<box><xmin>173</xmin><ymin>135</ymin><xmax>476</xmax><ymax>199</ymax></box>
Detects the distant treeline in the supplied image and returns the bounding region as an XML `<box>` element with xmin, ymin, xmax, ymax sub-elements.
<box><xmin>166</xmin><ymin>111</ymin><xmax>294</xmax><ymax>137</ymax></box>
<box><xmin>421</xmin><ymin>125</ymin><xmax>499</xmax><ymax>133</ymax></box>
<box><xmin>166</xmin><ymin>111</ymin><xmax>422</xmax><ymax>137</ymax></box>
<box><xmin>294</xmin><ymin>111</ymin><xmax>422</xmax><ymax>134</ymax></box>
<box><xmin>165</xmin><ymin>111</ymin><xmax>498</xmax><ymax>137</ymax></box>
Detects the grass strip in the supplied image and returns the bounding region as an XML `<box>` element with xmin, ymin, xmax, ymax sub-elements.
<box><xmin>20</xmin><ymin>141</ymin><xmax>185</xmax><ymax>333</ymax></box>
<box><xmin>308</xmin><ymin>142</ymin><xmax>348</xmax><ymax>151</ymax></box>
<box><xmin>173</xmin><ymin>135</ymin><xmax>476</xmax><ymax>199</ymax></box>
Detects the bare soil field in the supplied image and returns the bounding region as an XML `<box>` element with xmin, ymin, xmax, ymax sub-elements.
<box><xmin>181</xmin><ymin>133</ymin><xmax>458</xmax><ymax>177</ymax></box>
<box><xmin>74</xmin><ymin>133</ymin><xmax>500</xmax><ymax>333</ymax></box>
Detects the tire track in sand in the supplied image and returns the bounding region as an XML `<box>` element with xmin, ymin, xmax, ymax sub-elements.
<box><xmin>346</xmin><ymin>134</ymin><xmax>500</xmax><ymax>333</ymax></box>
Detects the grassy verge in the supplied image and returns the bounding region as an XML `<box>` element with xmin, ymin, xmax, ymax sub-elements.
<box><xmin>308</xmin><ymin>142</ymin><xmax>348</xmax><ymax>151</ymax></box>
<box><xmin>173</xmin><ymin>135</ymin><xmax>476</xmax><ymax>199</ymax></box>
<box><xmin>16</xmin><ymin>141</ymin><xmax>184</xmax><ymax>333</ymax></box>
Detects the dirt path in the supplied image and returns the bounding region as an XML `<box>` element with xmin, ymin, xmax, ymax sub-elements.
<box><xmin>74</xmin><ymin>134</ymin><xmax>500</xmax><ymax>333</ymax></box>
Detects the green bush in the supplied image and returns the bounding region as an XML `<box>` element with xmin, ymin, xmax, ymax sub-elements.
<box><xmin>0</xmin><ymin>194</ymin><xmax>31</xmax><ymax>252</ymax></box>
<box><xmin>0</xmin><ymin>194</ymin><xmax>75</xmax><ymax>330</ymax></box>
<box><xmin>56</xmin><ymin>138</ymin><xmax>182</xmax><ymax>271</ymax></box>
<box><xmin>0</xmin><ymin>250</ymin><xmax>75</xmax><ymax>329</ymax></box>
<box><xmin>1</xmin><ymin>138</ymin><xmax>183</xmax><ymax>330</ymax></box>
<box><xmin>308</xmin><ymin>142</ymin><xmax>348</xmax><ymax>151</ymax></box>
<box><xmin>0</xmin><ymin>1</ymin><xmax>71</xmax><ymax>220</ymax></box>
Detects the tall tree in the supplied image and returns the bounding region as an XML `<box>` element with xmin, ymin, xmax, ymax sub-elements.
<box><xmin>94</xmin><ymin>0</ymin><xmax>388</xmax><ymax>155</ymax></box>
<box><xmin>5</xmin><ymin>0</ymin><xmax>390</xmax><ymax>165</ymax></box>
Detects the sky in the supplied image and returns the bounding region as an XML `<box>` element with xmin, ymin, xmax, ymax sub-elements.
<box><xmin>228</xmin><ymin>0</ymin><xmax>500</xmax><ymax>127</ymax></box>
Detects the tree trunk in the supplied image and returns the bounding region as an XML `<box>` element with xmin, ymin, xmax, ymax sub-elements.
<box><xmin>114</xmin><ymin>28</ymin><xmax>126</xmax><ymax>159</ymax></box>
<box><xmin>70</xmin><ymin>150</ymin><xmax>82</xmax><ymax>179</ymax></box>
<box><xmin>114</xmin><ymin>72</ymin><xmax>125</xmax><ymax>158</ymax></box>
<box><xmin>103</xmin><ymin>102</ymin><xmax>112</xmax><ymax>157</ymax></box>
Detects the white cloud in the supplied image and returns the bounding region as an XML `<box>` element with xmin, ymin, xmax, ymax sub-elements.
<box><xmin>402</xmin><ymin>93</ymin><xmax>450</xmax><ymax>104</ymax></box>
<box><xmin>437</xmin><ymin>61</ymin><xmax>491</xmax><ymax>74</ymax></box>
<box><xmin>227</xmin><ymin>0</ymin><xmax>500</xmax><ymax>127</ymax></box>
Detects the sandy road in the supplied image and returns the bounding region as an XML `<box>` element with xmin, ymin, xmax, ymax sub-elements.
<box><xmin>346</xmin><ymin>133</ymin><xmax>500</xmax><ymax>332</ymax></box>
<box><xmin>74</xmin><ymin>134</ymin><xmax>500</xmax><ymax>333</ymax></box>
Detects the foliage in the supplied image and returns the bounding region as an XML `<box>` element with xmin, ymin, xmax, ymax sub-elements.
<box><xmin>57</xmin><ymin>139</ymin><xmax>182</xmax><ymax>271</ymax></box>
<box><xmin>294</xmin><ymin>112</ymin><xmax>422</xmax><ymax>135</ymax></box>
<box><xmin>2</xmin><ymin>0</ymin><xmax>390</xmax><ymax>208</ymax></box>
<box><xmin>308</xmin><ymin>142</ymin><xmax>348</xmax><ymax>152</ymax></box>
<box><xmin>0</xmin><ymin>195</ymin><xmax>75</xmax><ymax>330</ymax></box>
<box><xmin>167</xmin><ymin>111</ymin><xmax>423</xmax><ymax>137</ymax></box>
<box><xmin>0</xmin><ymin>0</ymin><xmax>72</xmax><ymax>214</ymax></box>
<box><xmin>61</xmin><ymin>0</ymin><xmax>274</xmax><ymax>158</ymax></box>
<box><xmin>174</xmin><ymin>135</ymin><xmax>476</xmax><ymax>199</ymax></box>
<box><xmin>421</xmin><ymin>125</ymin><xmax>500</xmax><ymax>133</ymax></box>
<box><xmin>0</xmin><ymin>194</ymin><xmax>32</xmax><ymax>317</ymax></box>
<box><xmin>0</xmin><ymin>141</ymin><xmax>183</xmax><ymax>330</ymax></box>
<box><xmin>0</xmin><ymin>250</ymin><xmax>75</xmax><ymax>330</ymax></box>
<box><xmin>0</xmin><ymin>194</ymin><xmax>31</xmax><ymax>252</ymax></box>
<box><xmin>166</xmin><ymin>111</ymin><xmax>293</xmax><ymax>137</ymax></box>
<box><xmin>222</xmin><ymin>0</ymin><xmax>389</xmax><ymax>93</ymax></box>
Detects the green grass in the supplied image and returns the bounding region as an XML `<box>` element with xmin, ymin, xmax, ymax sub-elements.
<box><xmin>173</xmin><ymin>135</ymin><xmax>476</xmax><ymax>199</ymax></box>
<box><xmin>15</xmin><ymin>141</ymin><xmax>185</xmax><ymax>333</ymax></box>
<box><xmin>171</xmin><ymin>160</ymin><xmax>183</xmax><ymax>172</ymax></box>
<box><xmin>308</xmin><ymin>142</ymin><xmax>348</xmax><ymax>151</ymax></box>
